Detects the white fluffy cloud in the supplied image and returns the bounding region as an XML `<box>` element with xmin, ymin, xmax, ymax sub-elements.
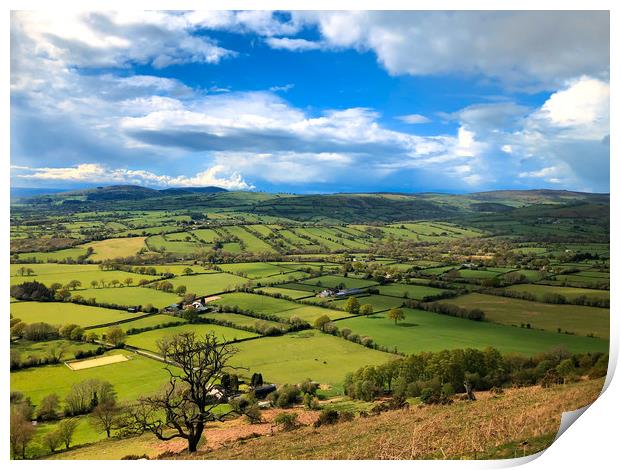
<box><xmin>10</xmin><ymin>11</ymin><xmax>609</xmax><ymax>192</ymax></box>
<box><xmin>290</xmin><ymin>11</ymin><xmax>609</xmax><ymax>90</ymax></box>
<box><xmin>11</xmin><ymin>11</ymin><xmax>235</xmax><ymax>70</ymax></box>
<box><xmin>397</xmin><ymin>114</ymin><xmax>431</xmax><ymax>124</ymax></box>
<box><xmin>265</xmin><ymin>37</ymin><xmax>323</xmax><ymax>51</ymax></box>
<box><xmin>12</xmin><ymin>163</ymin><xmax>252</xmax><ymax>190</ymax></box>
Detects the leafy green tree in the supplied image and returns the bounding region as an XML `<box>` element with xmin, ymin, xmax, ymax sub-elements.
<box><xmin>359</xmin><ymin>304</ymin><xmax>374</xmax><ymax>317</ymax></box>
<box><xmin>42</xmin><ymin>430</ymin><xmax>62</xmax><ymax>453</ymax></box>
<box><xmin>37</xmin><ymin>394</ymin><xmax>60</xmax><ymax>421</ymax></box>
<box><xmin>106</xmin><ymin>326</ymin><xmax>126</xmax><ymax>347</ymax></box>
<box><xmin>387</xmin><ymin>307</ymin><xmax>405</xmax><ymax>325</ymax></box>
<box><xmin>314</xmin><ymin>314</ymin><xmax>331</xmax><ymax>331</ymax></box>
<box><xmin>57</xmin><ymin>418</ymin><xmax>79</xmax><ymax>449</ymax></box>
<box><xmin>345</xmin><ymin>296</ymin><xmax>360</xmax><ymax>315</ymax></box>
<box><xmin>10</xmin><ymin>408</ymin><xmax>35</xmax><ymax>459</ymax></box>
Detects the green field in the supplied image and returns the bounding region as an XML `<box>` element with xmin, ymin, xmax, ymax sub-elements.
<box><xmin>10</xmin><ymin>263</ymin><xmax>160</xmax><ymax>288</ymax></box>
<box><xmin>503</xmin><ymin>269</ymin><xmax>545</xmax><ymax>281</ymax></box>
<box><xmin>331</xmin><ymin>294</ymin><xmax>404</xmax><ymax>312</ymax></box>
<box><xmin>219</xmin><ymin>262</ymin><xmax>296</xmax><ymax>279</ymax></box>
<box><xmin>76</xmin><ymin>286</ymin><xmax>181</xmax><ymax>308</ymax></box>
<box><xmin>85</xmin><ymin>237</ymin><xmax>147</xmax><ymax>261</ymax></box>
<box><xmin>146</xmin><ymin>234</ymin><xmax>200</xmax><ymax>255</ymax></box>
<box><xmin>10</xmin><ymin>351</ymin><xmax>172</xmax><ymax>406</ymax></box>
<box><xmin>221</xmin><ymin>226</ymin><xmax>277</xmax><ymax>253</ymax></box>
<box><xmin>200</xmin><ymin>312</ymin><xmax>288</xmax><ymax>330</ymax></box>
<box><xmin>11</xmin><ymin>339</ymin><xmax>100</xmax><ymax>359</ymax></box>
<box><xmin>167</xmin><ymin>272</ymin><xmax>250</xmax><ymax>296</ymax></box>
<box><xmin>438</xmin><ymin>293</ymin><xmax>609</xmax><ymax>339</ymax></box>
<box><xmin>89</xmin><ymin>313</ymin><xmax>185</xmax><ymax>336</ymax></box>
<box><xmin>301</xmin><ymin>275</ymin><xmax>378</xmax><ymax>289</ymax></box>
<box><xmin>377</xmin><ymin>283</ymin><xmax>451</xmax><ymax>299</ymax></box>
<box><xmin>255</xmin><ymin>286</ymin><xmax>315</xmax><ymax>299</ymax></box>
<box><xmin>125</xmin><ymin>323</ymin><xmax>258</xmax><ymax>352</ymax></box>
<box><xmin>505</xmin><ymin>284</ymin><xmax>609</xmax><ymax>302</ymax></box>
<box><xmin>337</xmin><ymin>308</ymin><xmax>609</xmax><ymax>356</ymax></box>
<box><xmin>230</xmin><ymin>330</ymin><xmax>396</xmax><ymax>387</ymax></box>
<box><xmin>15</xmin><ymin>246</ymin><xmax>89</xmax><ymax>262</ymax></box>
<box><xmin>10</xmin><ymin>302</ymin><xmax>141</xmax><ymax>328</ymax></box>
<box><xmin>213</xmin><ymin>292</ymin><xmax>352</xmax><ymax>323</ymax></box>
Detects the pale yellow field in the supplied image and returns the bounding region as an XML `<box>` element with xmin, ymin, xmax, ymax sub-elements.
<box><xmin>66</xmin><ymin>354</ymin><xmax>129</xmax><ymax>370</ymax></box>
<box><xmin>85</xmin><ymin>237</ymin><xmax>147</xmax><ymax>261</ymax></box>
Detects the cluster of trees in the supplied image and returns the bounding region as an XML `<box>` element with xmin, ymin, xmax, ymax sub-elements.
<box><xmin>10</xmin><ymin>344</ymin><xmax>106</xmax><ymax>371</ymax></box>
<box><xmin>344</xmin><ymin>347</ymin><xmax>608</xmax><ymax>402</ymax></box>
<box><xmin>10</xmin><ymin>281</ymin><xmax>54</xmax><ymax>301</ymax></box>
<box><xmin>403</xmin><ymin>299</ymin><xmax>485</xmax><ymax>321</ymax></box>
<box><xmin>267</xmin><ymin>379</ymin><xmax>318</xmax><ymax>408</ymax></box>
<box><xmin>11</xmin><ymin>319</ymin><xmax>59</xmax><ymax>341</ymax></box>
<box><xmin>10</xmin><ymin>380</ymin><xmax>122</xmax><ymax>459</ymax></box>
<box><xmin>14</xmin><ymin>266</ymin><xmax>36</xmax><ymax>276</ymax></box>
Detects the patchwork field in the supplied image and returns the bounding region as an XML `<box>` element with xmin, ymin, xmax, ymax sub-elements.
<box><xmin>230</xmin><ymin>330</ymin><xmax>396</xmax><ymax>387</ymax></box>
<box><xmin>377</xmin><ymin>283</ymin><xmax>452</xmax><ymax>299</ymax></box>
<box><xmin>85</xmin><ymin>237</ymin><xmax>147</xmax><ymax>261</ymax></box>
<box><xmin>125</xmin><ymin>323</ymin><xmax>259</xmax><ymax>352</ymax></box>
<box><xmin>200</xmin><ymin>312</ymin><xmax>288</xmax><ymax>330</ymax></box>
<box><xmin>10</xmin><ymin>302</ymin><xmax>142</xmax><ymax>328</ymax></box>
<box><xmin>167</xmin><ymin>272</ymin><xmax>250</xmax><ymax>296</ymax></box>
<box><xmin>10</xmin><ymin>263</ymin><xmax>160</xmax><ymax>288</ymax></box>
<box><xmin>219</xmin><ymin>262</ymin><xmax>296</xmax><ymax>279</ymax></box>
<box><xmin>89</xmin><ymin>313</ymin><xmax>185</xmax><ymax>335</ymax></box>
<box><xmin>11</xmin><ymin>339</ymin><xmax>101</xmax><ymax>359</ymax></box>
<box><xmin>76</xmin><ymin>287</ymin><xmax>181</xmax><ymax>308</ymax></box>
<box><xmin>330</xmin><ymin>294</ymin><xmax>404</xmax><ymax>312</ymax></box>
<box><xmin>212</xmin><ymin>292</ymin><xmax>352</xmax><ymax>323</ymax></box>
<box><xmin>254</xmin><ymin>286</ymin><xmax>315</xmax><ymax>300</ymax></box>
<box><xmin>10</xmin><ymin>351</ymin><xmax>173</xmax><ymax>406</ymax></box>
<box><xmin>301</xmin><ymin>275</ymin><xmax>378</xmax><ymax>289</ymax></box>
<box><xmin>505</xmin><ymin>284</ymin><xmax>610</xmax><ymax>302</ymax></box>
<box><xmin>438</xmin><ymin>293</ymin><xmax>609</xmax><ymax>339</ymax></box>
<box><xmin>337</xmin><ymin>308</ymin><xmax>609</xmax><ymax>356</ymax></box>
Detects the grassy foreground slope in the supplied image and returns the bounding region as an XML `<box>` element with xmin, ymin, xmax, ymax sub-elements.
<box><xmin>195</xmin><ymin>379</ymin><xmax>603</xmax><ymax>460</ymax></box>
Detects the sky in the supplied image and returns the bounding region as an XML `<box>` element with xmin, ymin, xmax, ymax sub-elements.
<box><xmin>10</xmin><ymin>10</ymin><xmax>610</xmax><ymax>193</ymax></box>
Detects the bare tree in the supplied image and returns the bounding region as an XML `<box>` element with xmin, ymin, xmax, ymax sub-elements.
<box><xmin>125</xmin><ymin>332</ymin><xmax>242</xmax><ymax>453</ymax></box>
<box><xmin>10</xmin><ymin>408</ymin><xmax>35</xmax><ymax>459</ymax></box>
<box><xmin>57</xmin><ymin>418</ymin><xmax>79</xmax><ymax>449</ymax></box>
<box><xmin>90</xmin><ymin>401</ymin><xmax>121</xmax><ymax>438</ymax></box>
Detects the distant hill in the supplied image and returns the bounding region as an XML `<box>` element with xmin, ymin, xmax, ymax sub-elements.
<box><xmin>15</xmin><ymin>184</ymin><xmax>228</xmax><ymax>203</ymax></box>
<box><xmin>10</xmin><ymin>187</ymin><xmax>70</xmax><ymax>199</ymax></box>
<box><xmin>12</xmin><ymin>185</ymin><xmax>609</xmax><ymax>225</ymax></box>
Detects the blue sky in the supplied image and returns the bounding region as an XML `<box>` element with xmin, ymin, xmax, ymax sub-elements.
<box><xmin>10</xmin><ymin>11</ymin><xmax>610</xmax><ymax>193</ymax></box>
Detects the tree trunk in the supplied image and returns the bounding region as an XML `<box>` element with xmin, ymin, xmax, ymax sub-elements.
<box><xmin>106</xmin><ymin>428</ymin><xmax>110</xmax><ymax>438</ymax></box>
<box><xmin>187</xmin><ymin>422</ymin><xmax>205</xmax><ymax>453</ymax></box>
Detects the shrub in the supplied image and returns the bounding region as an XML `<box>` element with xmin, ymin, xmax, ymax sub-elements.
<box><xmin>274</xmin><ymin>412</ymin><xmax>298</xmax><ymax>431</ymax></box>
<box><xmin>314</xmin><ymin>409</ymin><xmax>339</xmax><ymax>427</ymax></box>
<box><xmin>268</xmin><ymin>384</ymin><xmax>301</xmax><ymax>408</ymax></box>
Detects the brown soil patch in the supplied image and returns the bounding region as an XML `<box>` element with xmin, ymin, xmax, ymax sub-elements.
<box><xmin>154</xmin><ymin>407</ymin><xmax>320</xmax><ymax>455</ymax></box>
<box><xmin>203</xmin><ymin>295</ymin><xmax>222</xmax><ymax>303</ymax></box>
